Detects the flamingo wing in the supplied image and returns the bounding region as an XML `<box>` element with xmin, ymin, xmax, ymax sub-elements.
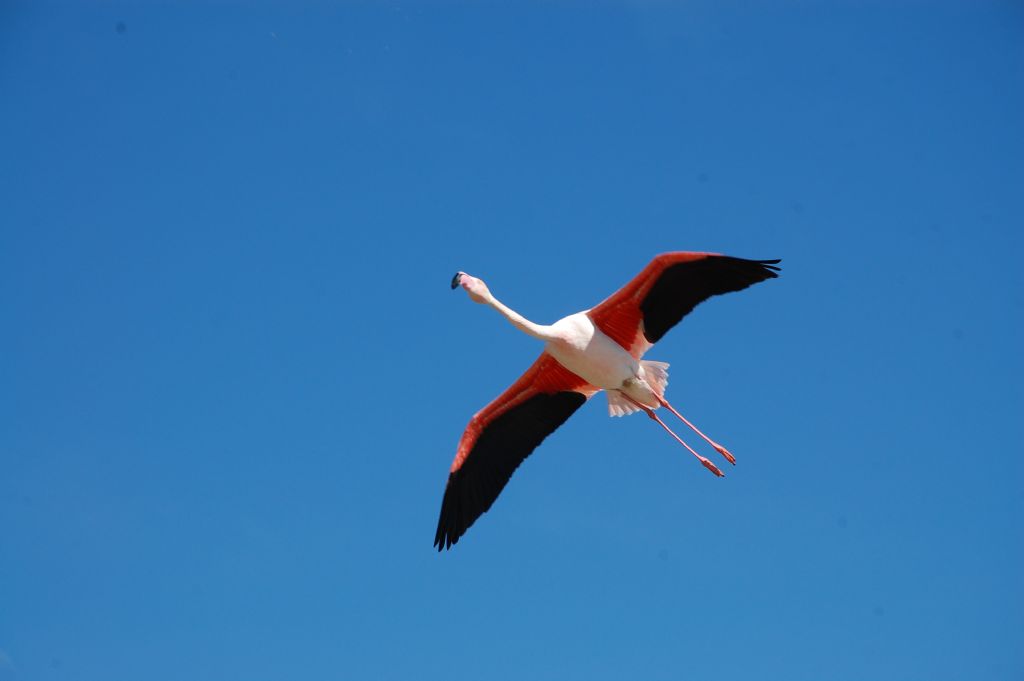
<box><xmin>434</xmin><ymin>354</ymin><xmax>597</xmax><ymax>550</ymax></box>
<box><xmin>588</xmin><ymin>252</ymin><xmax>781</xmax><ymax>357</ymax></box>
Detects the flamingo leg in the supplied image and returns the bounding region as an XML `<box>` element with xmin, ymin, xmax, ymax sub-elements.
<box><xmin>654</xmin><ymin>395</ymin><xmax>736</xmax><ymax>466</ymax></box>
<box><xmin>618</xmin><ymin>392</ymin><xmax>724</xmax><ymax>478</ymax></box>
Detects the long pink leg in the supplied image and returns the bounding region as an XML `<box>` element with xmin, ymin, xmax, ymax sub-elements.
<box><xmin>654</xmin><ymin>395</ymin><xmax>736</xmax><ymax>465</ymax></box>
<box><xmin>619</xmin><ymin>393</ymin><xmax>724</xmax><ymax>477</ymax></box>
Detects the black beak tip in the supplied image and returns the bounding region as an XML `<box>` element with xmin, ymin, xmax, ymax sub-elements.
<box><xmin>450</xmin><ymin>272</ymin><xmax>463</xmax><ymax>290</ymax></box>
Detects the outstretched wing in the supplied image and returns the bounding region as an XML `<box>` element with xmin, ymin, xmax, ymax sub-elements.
<box><xmin>588</xmin><ymin>252</ymin><xmax>781</xmax><ymax>357</ymax></box>
<box><xmin>434</xmin><ymin>354</ymin><xmax>596</xmax><ymax>550</ymax></box>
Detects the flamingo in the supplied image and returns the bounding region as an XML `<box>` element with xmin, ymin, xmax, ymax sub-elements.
<box><xmin>435</xmin><ymin>252</ymin><xmax>781</xmax><ymax>550</ymax></box>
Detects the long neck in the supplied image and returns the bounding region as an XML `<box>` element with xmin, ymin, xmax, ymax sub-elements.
<box><xmin>486</xmin><ymin>295</ymin><xmax>558</xmax><ymax>342</ymax></box>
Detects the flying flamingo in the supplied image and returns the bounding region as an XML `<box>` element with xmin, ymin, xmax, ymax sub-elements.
<box><xmin>435</xmin><ymin>252</ymin><xmax>781</xmax><ymax>550</ymax></box>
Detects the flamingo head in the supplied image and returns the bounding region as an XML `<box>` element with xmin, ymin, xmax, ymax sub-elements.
<box><xmin>451</xmin><ymin>272</ymin><xmax>491</xmax><ymax>304</ymax></box>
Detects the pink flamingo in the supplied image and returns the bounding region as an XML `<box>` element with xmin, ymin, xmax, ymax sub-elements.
<box><xmin>436</xmin><ymin>252</ymin><xmax>781</xmax><ymax>550</ymax></box>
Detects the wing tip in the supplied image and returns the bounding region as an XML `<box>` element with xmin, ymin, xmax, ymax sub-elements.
<box><xmin>434</xmin><ymin>477</ymin><xmax>456</xmax><ymax>552</ymax></box>
<box><xmin>433</xmin><ymin>516</ymin><xmax>460</xmax><ymax>552</ymax></box>
<box><xmin>740</xmin><ymin>257</ymin><xmax>781</xmax><ymax>277</ymax></box>
<box><xmin>713</xmin><ymin>255</ymin><xmax>782</xmax><ymax>276</ymax></box>
<box><xmin>434</xmin><ymin>472</ymin><xmax>467</xmax><ymax>552</ymax></box>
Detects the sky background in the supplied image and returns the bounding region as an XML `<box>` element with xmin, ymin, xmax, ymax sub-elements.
<box><xmin>2</xmin><ymin>2</ymin><xmax>1022</xmax><ymax>679</ymax></box>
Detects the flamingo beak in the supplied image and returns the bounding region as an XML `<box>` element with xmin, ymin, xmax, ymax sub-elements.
<box><xmin>450</xmin><ymin>272</ymin><xmax>463</xmax><ymax>290</ymax></box>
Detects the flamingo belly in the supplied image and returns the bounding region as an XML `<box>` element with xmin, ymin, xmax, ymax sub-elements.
<box><xmin>545</xmin><ymin>312</ymin><xmax>659</xmax><ymax>407</ymax></box>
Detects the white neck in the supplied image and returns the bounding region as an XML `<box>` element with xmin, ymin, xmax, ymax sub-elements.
<box><xmin>486</xmin><ymin>294</ymin><xmax>559</xmax><ymax>342</ymax></box>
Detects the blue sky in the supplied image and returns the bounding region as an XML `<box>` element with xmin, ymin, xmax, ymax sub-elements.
<box><xmin>2</xmin><ymin>2</ymin><xmax>1022</xmax><ymax>679</ymax></box>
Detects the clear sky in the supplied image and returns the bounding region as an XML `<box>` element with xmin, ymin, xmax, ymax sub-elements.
<box><xmin>2</xmin><ymin>2</ymin><xmax>1022</xmax><ymax>679</ymax></box>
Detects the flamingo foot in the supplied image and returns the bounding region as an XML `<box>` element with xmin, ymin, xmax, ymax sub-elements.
<box><xmin>623</xmin><ymin>392</ymin><xmax>721</xmax><ymax>477</ymax></box>
<box><xmin>656</xmin><ymin>395</ymin><xmax>736</xmax><ymax>466</ymax></box>
<box><xmin>713</xmin><ymin>443</ymin><xmax>736</xmax><ymax>465</ymax></box>
<box><xmin>700</xmin><ymin>457</ymin><xmax>725</xmax><ymax>477</ymax></box>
